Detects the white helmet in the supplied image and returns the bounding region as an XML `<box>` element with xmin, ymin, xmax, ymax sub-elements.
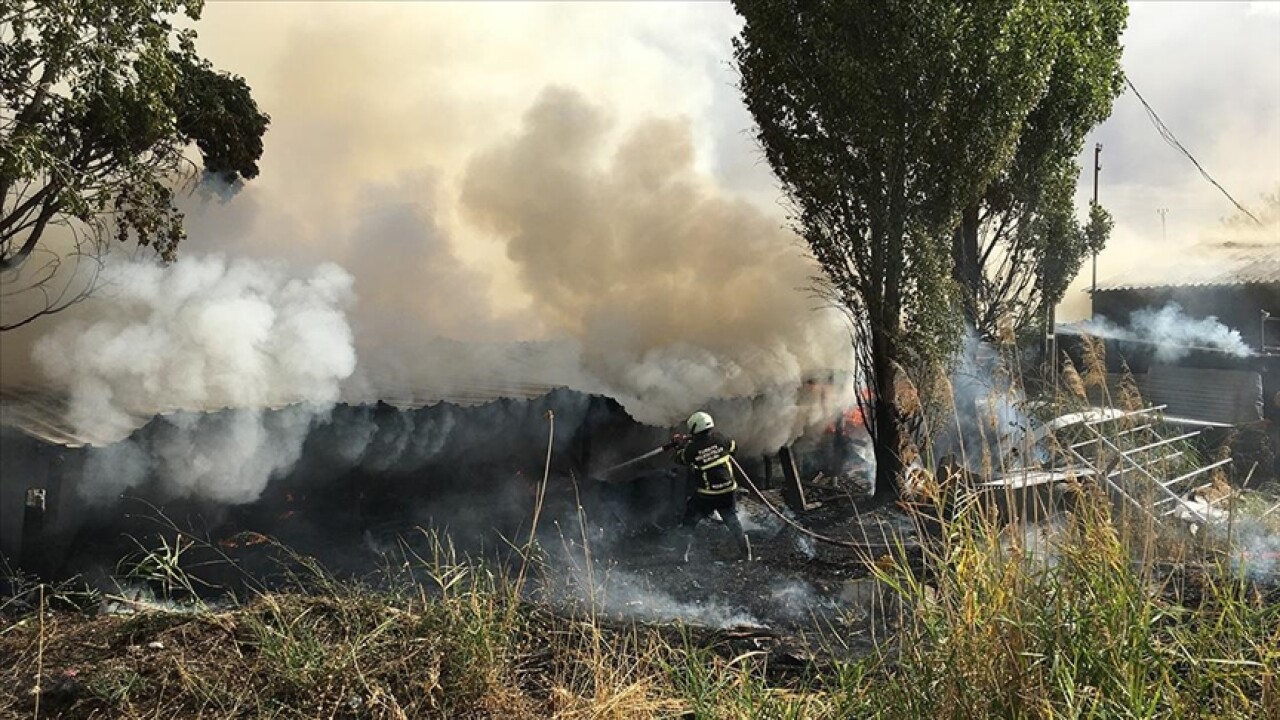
<box><xmin>686</xmin><ymin>411</ymin><xmax>714</xmax><ymax>434</ymax></box>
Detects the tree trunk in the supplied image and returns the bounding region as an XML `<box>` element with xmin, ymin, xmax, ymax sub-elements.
<box><xmin>870</xmin><ymin>324</ymin><xmax>903</xmax><ymax>501</ymax></box>
<box><xmin>951</xmin><ymin>201</ymin><xmax>981</xmax><ymax>328</ymax></box>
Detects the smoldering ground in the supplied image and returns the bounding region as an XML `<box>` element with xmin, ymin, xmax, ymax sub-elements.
<box><xmin>4</xmin><ymin>388</ymin><xmax>874</xmax><ymax>634</ymax></box>
<box><xmin>0</xmin><ymin>76</ymin><xmax>863</xmax><ymax>624</ymax></box>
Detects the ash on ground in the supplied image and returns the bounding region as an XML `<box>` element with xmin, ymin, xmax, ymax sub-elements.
<box><xmin>539</xmin><ymin>479</ymin><xmax>919</xmax><ymax>662</ymax></box>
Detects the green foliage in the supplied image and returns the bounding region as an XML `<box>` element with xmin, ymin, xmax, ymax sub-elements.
<box><xmin>0</xmin><ymin>0</ymin><xmax>269</xmax><ymax>329</ymax></box>
<box><xmin>171</xmin><ymin>51</ymin><xmax>266</xmax><ymax>183</ymax></box>
<box><xmin>731</xmin><ymin>0</ymin><xmax>1072</xmax><ymax>494</ymax></box>
<box><xmin>957</xmin><ymin>0</ymin><xmax>1127</xmax><ymax>338</ymax></box>
<box><xmin>1083</xmin><ymin>200</ymin><xmax>1114</xmax><ymax>257</ymax></box>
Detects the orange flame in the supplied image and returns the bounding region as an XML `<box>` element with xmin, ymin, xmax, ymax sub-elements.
<box><xmin>825</xmin><ymin>406</ymin><xmax>865</xmax><ymax>434</ymax></box>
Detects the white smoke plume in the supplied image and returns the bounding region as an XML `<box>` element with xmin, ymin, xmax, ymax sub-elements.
<box><xmin>1072</xmin><ymin>302</ymin><xmax>1253</xmax><ymax>361</ymax></box>
<box><xmin>31</xmin><ymin>254</ymin><xmax>356</xmax><ymax>502</ymax></box>
<box><xmin>563</xmin><ymin>565</ymin><xmax>762</xmax><ymax>629</ymax></box>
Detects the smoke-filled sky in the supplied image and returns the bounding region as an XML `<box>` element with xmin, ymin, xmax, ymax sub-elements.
<box><xmin>184</xmin><ymin>0</ymin><xmax>1279</xmax><ymax>321</ymax></box>
<box><xmin>1</xmin><ymin>1</ymin><xmax>1277</xmax><ymax>433</ymax></box>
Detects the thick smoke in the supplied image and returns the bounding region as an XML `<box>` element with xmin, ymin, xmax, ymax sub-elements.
<box><xmin>31</xmin><ymin>254</ymin><xmax>356</xmax><ymax>502</ymax></box>
<box><xmin>1073</xmin><ymin>302</ymin><xmax>1253</xmax><ymax>361</ymax></box>
<box><xmin>4</xmin><ymin>4</ymin><xmax>848</xmax><ymax>506</ymax></box>
<box><xmin>461</xmin><ymin>88</ymin><xmax>854</xmax><ymax>450</ymax></box>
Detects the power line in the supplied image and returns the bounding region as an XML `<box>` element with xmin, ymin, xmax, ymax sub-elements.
<box><xmin>1125</xmin><ymin>76</ymin><xmax>1263</xmax><ymax>226</ymax></box>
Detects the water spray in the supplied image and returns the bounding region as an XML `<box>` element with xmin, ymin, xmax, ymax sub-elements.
<box><xmin>598</xmin><ymin>434</ymin><xmax>687</xmax><ymax>478</ymax></box>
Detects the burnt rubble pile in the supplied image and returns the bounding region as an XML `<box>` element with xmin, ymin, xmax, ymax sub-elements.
<box><xmin>1</xmin><ymin>388</ymin><xmax>812</xmax><ymax>589</ymax></box>
<box><xmin>0</xmin><ymin>382</ymin><xmax>902</xmax><ymax>647</ymax></box>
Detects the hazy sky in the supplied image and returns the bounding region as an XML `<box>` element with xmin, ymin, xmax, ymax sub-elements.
<box><xmin>1063</xmin><ymin>1</ymin><xmax>1280</xmax><ymax>315</ymax></box>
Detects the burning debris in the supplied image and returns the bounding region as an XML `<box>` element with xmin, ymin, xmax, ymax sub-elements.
<box><xmin>1</xmin><ymin>387</ymin><xmax>843</xmax><ymax>537</ymax></box>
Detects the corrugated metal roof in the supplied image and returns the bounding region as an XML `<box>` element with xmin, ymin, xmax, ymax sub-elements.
<box><xmin>1094</xmin><ymin>244</ymin><xmax>1280</xmax><ymax>292</ymax></box>
<box><xmin>0</xmin><ymin>386</ymin><xmax>143</xmax><ymax>447</ymax></box>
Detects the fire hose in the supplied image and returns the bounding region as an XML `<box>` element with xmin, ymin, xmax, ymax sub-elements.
<box><xmin>599</xmin><ymin>442</ymin><xmax>912</xmax><ymax>554</ymax></box>
<box><xmin>727</xmin><ymin>456</ymin><xmax>911</xmax><ymax>554</ymax></box>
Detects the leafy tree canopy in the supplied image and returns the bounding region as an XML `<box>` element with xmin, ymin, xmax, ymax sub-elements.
<box><xmin>733</xmin><ymin>0</ymin><xmax>1118</xmax><ymax>496</ymax></box>
<box><xmin>954</xmin><ymin>0</ymin><xmax>1126</xmax><ymax>340</ymax></box>
<box><xmin>0</xmin><ymin>0</ymin><xmax>269</xmax><ymax>330</ymax></box>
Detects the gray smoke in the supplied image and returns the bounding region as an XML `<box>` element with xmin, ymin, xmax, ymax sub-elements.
<box><xmin>936</xmin><ymin>329</ymin><xmax>1032</xmax><ymax>475</ymax></box>
<box><xmin>565</xmin><ymin>565</ymin><xmax>762</xmax><ymax>629</ymax></box>
<box><xmin>459</xmin><ymin>88</ymin><xmax>855</xmax><ymax>451</ymax></box>
<box><xmin>768</xmin><ymin>578</ymin><xmax>840</xmax><ymax>624</ymax></box>
<box><xmin>4</xmin><ymin>5</ymin><xmax>857</xmax><ymax>506</ymax></box>
<box><xmin>1229</xmin><ymin>509</ymin><xmax>1280</xmax><ymax>581</ymax></box>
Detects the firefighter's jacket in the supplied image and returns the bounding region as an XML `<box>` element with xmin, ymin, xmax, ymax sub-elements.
<box><xmin>675</xmin><ymin>430</ymin><xmax>738</xmax><ymax>495</ymax></box>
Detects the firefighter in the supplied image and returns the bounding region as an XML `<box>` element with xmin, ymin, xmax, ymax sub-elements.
<box><xmin>671</xmin><ymin>411</ymin><xmax>750</xmax><ymax>562</ymax></box>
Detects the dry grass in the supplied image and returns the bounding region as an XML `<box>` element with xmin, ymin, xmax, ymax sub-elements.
<box><xmin>3</xmin><ymin>344</ymin><xmax>1279</xmax><ymax>719</ymax></box>
<box><xmin>864</xmin><ymin>483</ymin><xmax>1280</xmax><ymax>719</ymax></box>
<box><xmin>4</xmin><ymin>488</ymin><xmax>1276</xmax><ymax>720</ymax></box>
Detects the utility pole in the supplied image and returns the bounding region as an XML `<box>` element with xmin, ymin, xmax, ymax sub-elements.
<box><xmin>1157</xmin><ymin>208</ymin><xmax>1169</xmax><ymax>243</ymax></box>
<box><xmin>1091</xmin><ymin>143</ymin><xmax>1101</xmax><ymax>293</ymax></box>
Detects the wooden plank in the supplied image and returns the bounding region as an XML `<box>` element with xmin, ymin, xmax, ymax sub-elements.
<box><xmin>777</xmin><ymin>446</ymin><xmax>808</xmax><ymax>513</ymax></box>
<box><xmin>20</xmin><ymin>488</ymin><xmax>47</xmax><ymax>576</ymax></box>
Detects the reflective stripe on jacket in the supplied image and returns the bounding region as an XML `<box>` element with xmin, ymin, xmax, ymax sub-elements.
<box><xmin>676</xmin><ymin>430</ymin><xmax>738</xmax><ymax>495</ymax></box>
